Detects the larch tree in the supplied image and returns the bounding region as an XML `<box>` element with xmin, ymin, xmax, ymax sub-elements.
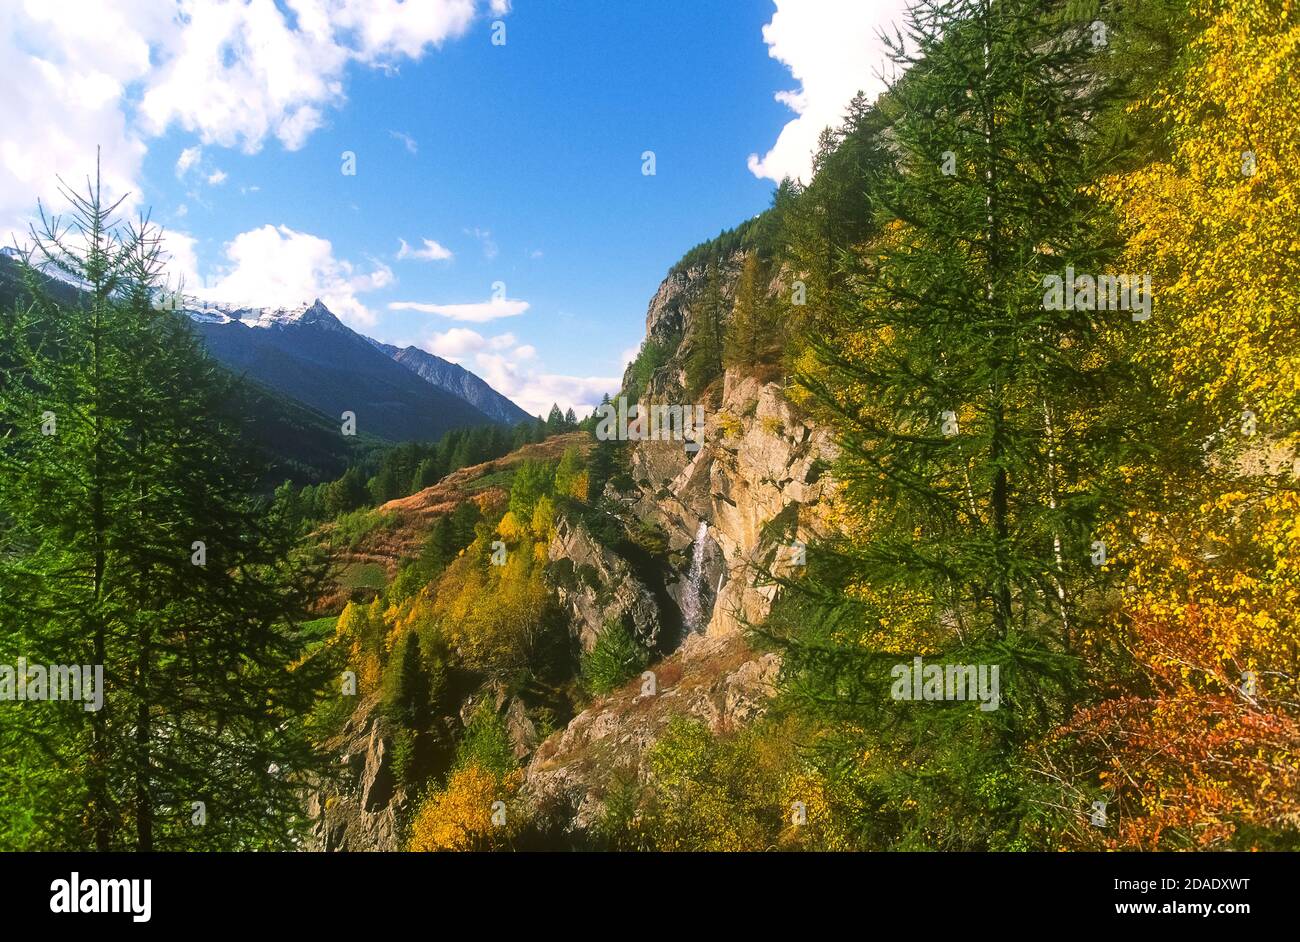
<box><xmin>684</xmin><ymin>263</ymin><xmax>725</xmax><ymax>398</ymax></box>
<box><xmin>0</xmin><ymin>167</ymin><xmax>334</xmax><ymax>850</ymax></box>
<box><xmin>774</xmin><ymin>0</ymin><xmax>1164</xmax><ymax>848</ymax></box>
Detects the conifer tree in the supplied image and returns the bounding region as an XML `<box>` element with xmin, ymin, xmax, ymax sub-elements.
<box><xmin>0</xmin><ymin>167</ymin><xmax>333</xmax><ymax>850</ymax></box>
<box><xmin>383</xmin><ymin>631</ymin><xmax>434</xmax><ymax>731</ymax></box>
<box><xmin>724</xmin><ymin>253</ymin><xmax>774</xmax><ymax>369</ymax></box>
<box><xmin>684</xmin><ymin>263</ymin><xmax>725</xmax><ymax>398</ymax></box>
<box><xmin>777</xmin><ymin>0</ymin><xmax>1162</xmax><ymax>847</ymax></box>
<box><xmin>325</xmin><ymin>466</ymin><xmax>369</xmax><ymax>516</ymax></box>
<box><xmin>587</xmin><ymin>414</ymin><xmax>618</xmax><ymax>501</ymax></box>
<box><xmin>412</xmin><ymin>456</ymin><xmax>439</xmax><ymax>492</ymax></box>
<box><xmin>369</xmin><ymin>464</ymin><xmax>400</xmax><ymax>504</ymax></box>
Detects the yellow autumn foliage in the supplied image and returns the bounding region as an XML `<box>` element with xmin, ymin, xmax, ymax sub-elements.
<box><xmin>1103</xmin><ymin>0</ymin><xmax>1300</xmax><ymax>437</ymax></box>
<box><xmin>407</xmin><ymin>764</ymin><xmax>524</xmax><ymax>851</ymax></box>
<box><xmin>395</xmin><ymin>531</ymin><xmax>555</xmax><ymax>675</ymax></box>
<box><xmin>530</xmin><ymin>494</ymin><xmax>556</xmax><ymax>540</ymax></box>
<box><xmin>495</xmin><ymin>510</ymin><xmax>526</xmax><ymax>543</ymax></box>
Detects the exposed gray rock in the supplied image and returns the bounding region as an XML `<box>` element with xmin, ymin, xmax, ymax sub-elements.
<box><xmin>522</xmin><ymin>631</ymin><xmax>780</xmax><ymax>840</ymax></box>
<box><xmin>626</xmin><ymin>372</ymin><xmax>837</xmax><ymax>636</ymax></box>
<box><xmin>360</xmin><ymin>722</ymin><xmax>395</xmax><ymax>812</ymax></box>
<box><xmin>504</xmin><ymin>696</ymin><xmax>540</xmax><ymax>760</ymax></box>
<box><xmin>304</xmin><ymin>694</ymin><xmax>405</xmax><ymax>852</ymax></box>
<box><xmin>625</xmin><ymin>256</ymin><xmax>744</xmax><ymax>397</ymax></box>
<box><xmin>547</xmin><ymin>516</ymin><xmax>666</xmax><ymax>652</ymax></box>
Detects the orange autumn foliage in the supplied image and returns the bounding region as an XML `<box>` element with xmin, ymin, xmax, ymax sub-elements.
<box><xmin>1052</xmin><ymin>489</ymin><xmax>1300</xmax><ymax>849</ymax></box>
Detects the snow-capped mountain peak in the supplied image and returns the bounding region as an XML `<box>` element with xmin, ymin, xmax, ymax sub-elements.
<box><xmin>178</xmin><ymin>297</ymin><xmax>344</xmax><ymax>332</ymax></box>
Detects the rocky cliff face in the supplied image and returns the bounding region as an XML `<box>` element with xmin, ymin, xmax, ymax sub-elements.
<box><xmin>307</xmin><ymin>255</ymin><xmax>839</xmax><ymax>849</ymax></box>
<box><xmin>384</xmin><ymin>343</ymin><xmax>533</xmax><ymax>426</ymax></box>
<box><xmin>624</xmin><ymin>255</ymin><xmax>743</xmax><ymax>404</ymax></box>
<box><xmin>514</xmin><ymin>370</ymin><xmax>836</xmax><ymax>838</ymax></box>
<box><xmin>513</xmin><ymin>252</ymin><xmax>839</xmax><ymax>838</ymax></box>
<box><xmin>623</xmin><ymin>371</ymin><xmax>837</xmax><ymax>635</ymax></box>
<box><xmin>547</xmin><ymin>516</ymin><xmax>676</xmax><ymax>654</ymax></box>
<box><xmin>305</xmin><ymin>693</ymin><xmax>406</xmax><ymax>852</ymax></box>
<box><xmin>524</xmin><ymin>630</ymin><xmax>780</xmax><ymax>841</ymax></box>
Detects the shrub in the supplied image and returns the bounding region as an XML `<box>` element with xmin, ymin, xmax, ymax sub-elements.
<box><xmin>390</xmin><ymin>728</ymin><xmax>417</xmax><ymax>787</ymax></box>
<box><xmin>332</xmin><ymin>508</ymin><xmax>398</xmax><ymax>549</ymax></box>
<box><xmin>581</xmin><ymin>618</ymin><xmax>648</xmax><ymax>695</ymax></box>
<box><xmin>630</xmin><ymin>519</ymin><xmax>670</xmax><ymax>557</ymax></box>
<box><xmin>407</xmin><ymin>701</ymin><xmax>527</xmax><ymax>851</ymax></box>
<box><xmin>629</xmin><ymin>716</ymin><xmax>855</xmax><ymax>851</ymax></box>
<box><xmin>407</xmin><ymin>763</ymin><xmax>523</xmax><ymax>851</ymax></box>
<box><xmin>717</xmin><ymin>414</ymin><xmax>743</xmax><ymax>439</ymax></box>
<box><xmin>456</xmin><ymin>702</ymin><xmax>517</xmax><ymax>778</ymax></box>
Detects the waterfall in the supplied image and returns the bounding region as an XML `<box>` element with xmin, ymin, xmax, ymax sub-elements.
<box><xmin>682</xmin><ymin>520</ymin><xmax>709</xmax><ymax>633</ymax></box>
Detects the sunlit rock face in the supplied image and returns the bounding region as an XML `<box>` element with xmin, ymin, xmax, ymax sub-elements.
<box><xmin>625</xmin><ymin>370</ymin><xmax>838</xmax><ymax>637</ymax></box>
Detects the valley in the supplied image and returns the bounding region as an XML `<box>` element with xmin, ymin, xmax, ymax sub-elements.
<box><xmin>1</xmin><ymin>0</ymin><xmax>1297</xmax><ymax>858</ymax></box>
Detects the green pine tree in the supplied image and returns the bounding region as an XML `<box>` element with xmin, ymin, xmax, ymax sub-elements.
<box><xmin>546</xmin><ymin>403</ymin><xmax>565</xmax><ymax>433</ymax></box>
<box><xmin>369</xmin><ymin>464</ymin><xmax>400</xmax><ymax>504</ymax></box>
<box><xmin>0</xmin><ymin>167</ymin><xmax>334</xmax><ymax>850</ymax></box>
<box><xmin>776</xmin><ymin>0</ymin><xmax>1161</xmax><ymax>849</ymax></box>
<box><xmin>587</xmin><ymin>403</ymin><xmax>618</xmax><ymax>501</ymax></box>
<box><xmin>684</xmin><ymin>263</ymin><xmax>725</xmax><ymax>398</ymax></box>
<box><xmin>382</xmin><ymin>631</ymin><xmax>436</xmax><ymax>731</ymax></box>
<box><xmin>723</xmin><ymin>252</ymin><xmax>776</xmax><ymax>369</ymax></box>
<box><xmin>325</xmin><ymin>466</ymin><xmax>369</xmax><ymax>516</ymax></box>
<box><xmin>581</xmin><ymin>619</ymin><xmax>648</xmax><ymax>696</ymax></box>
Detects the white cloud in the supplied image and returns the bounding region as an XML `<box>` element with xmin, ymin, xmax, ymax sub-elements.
<box><xmin>175</xmin><ymin>145</ymin><xmax>202</xmax><ymax>177</ymax></box>
<box><xmin>0</xmin><ymin>1</ymin><xmax>152</xmax><ymax>242</ymax></box>
<box><xmin>389</xmin><ymin>129</ymin><xmax>418</xmax><ymax>155</ymax></box>
<box><xmin>396</xmin><ymin>237</ymin><xmax>453</xmax><ymax>261</ymax></box>
<box><xmin>159</xmin><ymin>227</ymin><xmax>203</xmax><ymax>293</ymax></box>
<box><xmin>136</xmin><ymin>0</ymin><xmax>486</xmax><ymax>153</ymax></box>
<box><xmin>1</xmin><ymin>1</ymin><xmax>507</xmax><ymax>241</ymax></box>
<box><xmin>419</xmin><ymin>326</ymin><xmax>609</xmax><ymax>414</ymax></box>
<box><xmin>389</xmin><ymin>296</ymin><xmax>529</xmax><ymax>323</ymax></box>
<box><xmin>424</xmin><ymin>326</ymin><xmax>488</xmax><ymax>361</ymax></box>
<box><xmin>422</xmin><ymin>327</ymin><xmax>527</xmax><ymax>362</ymax></box>
<box><xmin>747</xmin><ymin>0</ymin><xmax>910</xmax><ymax>184</ymax></box>
<box><xmin>195</xmin><ymin>223</ymin><xmax>392</xmax><ymax>327</ymax></box>
<box><xmin>620</xmin><ymin>345</ymin><xmax>640</xmax><ymax>370</ymax></box>
<box><xmin>471</xmin><ymin>349</ymin><xmax>616</xmax><ymax>417</ymax></box>
<box><xmin>175</xmin><ymin>144</ymin><xmax>227</xmax><ymax>187</ymax></box>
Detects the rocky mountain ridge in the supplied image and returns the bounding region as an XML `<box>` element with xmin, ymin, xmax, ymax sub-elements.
<box><xmin>378</xmin><ymin>341</ymin><xmax>533</xmax><ymax>426</ymax></box>
<box><xmin>189</xmin><ymin>295</ymin><xmax>501</xmax><ymax>443</ymax></box>
<box><xmin>177</xmin><ymin>295</ymin><xmax>530</xmax><ymax>429</ymax></box>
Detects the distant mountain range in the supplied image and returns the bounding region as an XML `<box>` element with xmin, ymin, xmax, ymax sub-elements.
<box><xmin>370</xmin><ymin>340</ymin><xmax>532</xmax><ymax>426</ymax></box>
<box><xmin>0</xmin><ymin>252</ymin><xmax>535</xmax><ymax>480</ymax></box>
<box><xmin>182</xmin><ymin>297</ymin><xmax>531</xmax><ymax>442</ymax></box>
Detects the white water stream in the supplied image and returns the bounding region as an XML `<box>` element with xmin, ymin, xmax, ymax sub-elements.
<box><xmin>682</xmin><ymin>520</ymin><xmax>709</xmax><ymax>632</ymax></box>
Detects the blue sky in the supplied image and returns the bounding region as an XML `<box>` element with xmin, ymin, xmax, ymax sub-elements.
<box><xmin>2</xmin><ymin>0</ymin><xmax>908</xmax><ymax>415</ymax></box>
